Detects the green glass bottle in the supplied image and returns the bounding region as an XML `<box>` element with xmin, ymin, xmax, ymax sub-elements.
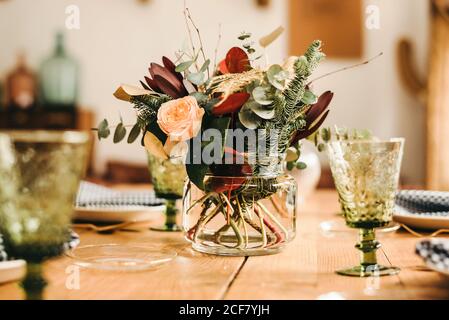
<box><xmin>39</xmin><ymin>32</ymin><xmax>79</xmax><ymax>109</ymax></box>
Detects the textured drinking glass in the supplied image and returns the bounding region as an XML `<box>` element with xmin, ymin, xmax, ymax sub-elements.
<box><xmin>147</xmin><ymin>152</ymin><xmax>187</xmax><ymax>232</ymax></box>
<box><xmin>0</xmin><ymin>131</ymin><xmax>89</xmax><ymax>299</ymax></box>
<box><xmin>327</xmin><ymin>138</ymin><xmax>404</xmax><ymax>277</ymax></box>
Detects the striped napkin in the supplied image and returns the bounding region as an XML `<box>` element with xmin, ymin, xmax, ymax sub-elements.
<box><xmin>75</xmin><ymin>181</ymin><xmax>163</xmax><ymax>208</ymax></box>
<box><xmin>396</xmin><ymin>190</ymin><xmax>449</xmax><ymax>217</ymax></box>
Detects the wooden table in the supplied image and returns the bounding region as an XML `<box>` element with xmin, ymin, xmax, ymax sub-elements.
<box><xmin>1</xmin><ymin>189</ymin><xmax>448</xmax><ymax>300</ymax></box>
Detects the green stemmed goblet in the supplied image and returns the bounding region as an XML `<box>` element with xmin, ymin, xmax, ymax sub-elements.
<box><xmin>147</xmin><ymin>151</ymin><xmax>186</xmax><ymax>232</ymax></box>
<box><xmin>0</xmin><ymin>131</ymin><xmax>89</xmax><ymax>299</ymax></box>
<box><xmin>327</xmin><ymin>138</ymin><xmax>404</xmax><ymax>277</ymax></box>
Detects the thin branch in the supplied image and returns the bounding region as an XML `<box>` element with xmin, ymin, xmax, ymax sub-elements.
<box><xmin>213</xmin><ymin>23</ymin><xmax>222</xmax><ymax>72</ymax></box>
<box><xmin>308</xmin><ymin>52</ymin><xmax>384</xmax><ymax>85</ymax></box>
<box><xmin>185</xmin><ymin>7</ymin><xmax>210</xmax><ymax>78</ymax></box>
<box><xmin>183</xmin><ymin>1</ymin><xmax>199</xmax><ymax>71</ymax></box>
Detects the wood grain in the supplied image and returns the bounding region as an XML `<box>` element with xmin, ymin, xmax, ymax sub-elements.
<box><xmin>0</xmin><ymin>189</ymin><xmax>448</xmax><ymax>300</ymax></box>
<box><xmin>427</xmin><ymin>9</ymin><xmax>449</xmax><ymax>190</ymax></box>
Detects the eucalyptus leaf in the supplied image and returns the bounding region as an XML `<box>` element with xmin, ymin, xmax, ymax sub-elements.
<box><xmin>238</xmin><ymin>32</ymin><xmax>251</xmax><ymax>41</ymax></box>
<box><xmin>190</xmin><ymin>92</ymin><xmax>208</xmax><ymax>105</ymax></box>
<box><xmin>127</xmin><ymin>123</ymin><xmax>141</xmax><ymax>144</ymax></box>
<box><xmin>113</xmin><ymin>122</ymin><xmax>127</xmax><ymax>143</ymax></box>
<box><xmin>267</xmin><ymin>64</ymin><xmax>286</xmax><ymax>90</ymax></box>
<box><xmin>238</xmin><ymin>103</ymin><xmax>262</xmax><ymax>129</ymax></box>
<box><xmin>301</xmin><ymin>90</ymin><xmax>318</xmax><ymax>105</ymax></box>
<box><xmin>97</xmin><ymin>119</ymin><xmax>110</xmax><ymax>140</ymax></box>
<box><xmin>247</xmin><ymin>101</ymin><xmax>276</xmax><ymax>120</ymax></box>
<box><xmin>296</xmin><ymin>161</ymin><xmax>307</xmax><ymax>170</ymax></box>
<box><xmin>200</xmin><ymin>59</ymin><xmax>210</xmax><ymax>73</ymax></box>
<box><xmin>252</xmin><ymin>87</ymin><xmax>273</xmax><ymax>105</ymax></box>
<box><xmin>188</xmin><ymin>72</ymin><xmax>205</xmax><ymax>85</ymax></box>
<box><xmin>175</xmin><ymin>60</ymin><xmax>194</xmax><ymax>72</ymax></box>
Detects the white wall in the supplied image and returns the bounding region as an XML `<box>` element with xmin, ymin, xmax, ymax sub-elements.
<box><xmin>0</xmin><ymin>0</ymin><xmax>429</xmax><ymax>184</ymax></box>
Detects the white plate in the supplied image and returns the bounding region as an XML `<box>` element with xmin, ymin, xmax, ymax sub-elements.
<box><xmin>74</xmin><ymin>205</ymin><xmax>165</xmax><ymax>223</ymax></box>
<box><xmin>0</xmin><ymin>260</ymin><xmax>26</xmax><ymax>284</ymax></box>
<box><xmin>393</xmin><ymin>212</ymin><xmax>449</xmax><ymax>230</ymax></box>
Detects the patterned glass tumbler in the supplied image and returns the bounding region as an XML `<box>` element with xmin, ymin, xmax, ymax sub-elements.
<box><xmin>327</xmin><ymin>138</ymin><xmax>404</xmax><ymax>277</ymax></box>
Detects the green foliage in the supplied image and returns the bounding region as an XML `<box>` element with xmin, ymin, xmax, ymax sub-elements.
<box><xmin>127</xmin><ymin>122</ymin><xmax>141</xmax><ymax>144</ymax></box>
<box><xmin>186</xmin><ymin>117</ymin><xmax>231</xmax><ymax>190</ymax></box>
<box><xmin>175</xmin><ymin>60</ymin><xmax>194</xmax><ymax>72</ymax></box>
<box><xmin>113</xmin><ymin>122</ymin><xmax>127</xmax><ymax>143</ymax></box>
<box><xmin>309</xmin><ymin>126</ymin><xmax>373</xmax><ymax>152</ymax></box>
<box><xmin>97</xmin><ymin>119</ymin><xmax>111</xmax><ymax>140</ymax></box>
<box><xmin>131</xmin><ymin>94</ymin><xmax>171</xmax><ymax>129</ymax></box>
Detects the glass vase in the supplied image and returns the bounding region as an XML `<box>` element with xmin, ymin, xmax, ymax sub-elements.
<box><xmin>147</xmin><ymin>151</ymin><xmax>187</xmax><ymax>231</ymax></box>
<box><xmin>182</xmin><ymin>163</ymin><xmax>297</xmax><ymax>256</ymax></box>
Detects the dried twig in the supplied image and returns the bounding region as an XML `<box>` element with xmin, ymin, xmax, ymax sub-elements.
<box><xmin>308</xmin><ymin>52</ymin><xmax>384</xmax><ymax>85</ymax></box>
<box><xmin>185</xmin><ymin>7</ymin><xmax>210</xmax><ymax>78</ymax></box>
<box><xmin>213</xmin><ymin>23</ymin><xmax>222</xmax><ymax>72</ymax></box>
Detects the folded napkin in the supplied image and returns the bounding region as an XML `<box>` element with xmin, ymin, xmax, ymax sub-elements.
<box><xmin>396</xmin><ymin>190</ymin><xmax>449</xmax><ymax>215</ymax></box>
<box><xmin>416</xmin><ymin>239</ymin><xmax>449</xmax><ymax>271</ymax></box>
<box><xmin>75</xmin><ymin>181</ymin><xmax>163</xmax><ymax>208</ymax></box>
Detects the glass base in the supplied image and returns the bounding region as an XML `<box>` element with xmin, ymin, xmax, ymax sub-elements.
<box><xmin>191</xmin><ymin>242</ymin><xmax>282</xmax><ymax>257</ymax></box>
<box><xmin>150</xmin><ymin>224</ymin><xmax>182</xmax><ymax>232</ymax></box>
<box><xmin>336</xmin><ymin>265</ymin><xmax>400</xmax><ymax>277</ymax></box>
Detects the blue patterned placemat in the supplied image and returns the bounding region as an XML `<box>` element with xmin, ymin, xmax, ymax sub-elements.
<box><xmin>416</xmin><ymin>239</ymin><xmax>449</xmax><ymax>272</ymax></box>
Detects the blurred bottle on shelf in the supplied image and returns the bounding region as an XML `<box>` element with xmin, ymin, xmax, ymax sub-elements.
<box><xmin>39</xmin><ymin>32</ymin><xmax>79</xmax><ymax>109</ymax></box>
<box><xmin>5</xmin><ymin>53</ymin><xmax>38</xmax><ymax>111</ymax></box>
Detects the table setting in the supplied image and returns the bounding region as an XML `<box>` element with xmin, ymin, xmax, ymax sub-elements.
<box><xmin>1</xmin><ymin>7</ymin><xmax>449</xmax><ymax>301</ymax></box>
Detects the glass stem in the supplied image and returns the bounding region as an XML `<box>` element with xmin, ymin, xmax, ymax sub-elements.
<box><xmin>21</xmin><ymin>262</ymin><xmax>47</xmax><ymax>300</ymax></box>
<box><xmin>356</xmin><ymin>228</ymin><xmax>380</xmax><ymax>268</ymax></box>
<box><xmin>164</xmin><ymin>199</ymin><xmax>178</xmax><ymax>228</ymax></box>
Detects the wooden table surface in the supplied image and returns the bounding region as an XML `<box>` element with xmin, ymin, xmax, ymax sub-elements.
<box><xmin>1</xmin><ymin>189</ymin><xmax>449</xmax><ymax>300</ymax></box>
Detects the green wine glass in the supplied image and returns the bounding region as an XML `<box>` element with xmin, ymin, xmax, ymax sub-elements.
<box><xmin>0</xmin><ymin>131</ymin><xmax>89</xmax><ymax>299</ymax></box>
<box><xmin>147</xmin><ymin>151</ymin><xmax>186</xmax><ymax>232</ymax></box>
<box><xmin>327</xmin><ymin>138</ymin><xmax>404</xmax><ymax>277</ymax></box>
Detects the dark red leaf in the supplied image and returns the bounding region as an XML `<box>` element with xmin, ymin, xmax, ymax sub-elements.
<box><xmin>154</xmin><ymin>75</ymin><xmax>184</xmax><ymax>99</ymax></box>
<box><xmin>225</xmin><ymin>47</ymin><xmax>251</xmax><ymax>73</ymax></box>
<box><xmin>211</xmin><ymin>92</ymin><xmax>250</xmax><ymax>116</ymax></box>
<box><xmin>208</xmin><ymin>148</ymin><xmax>253</xmax><ymax>192</ymax></box>
<box><xmin>291</xmin><ymin>110</ymin><xmax>330</xmax><ymax>144</ymax></box>
<box><xmin>306</xmin><ymin>91</ymin><xmax>334</xmax><ymax>124</ymax></box>
<box><xmin>144</xmin><ymin>76</ymin><xmax>161</xmax><ymax>92</ymax></box>
<box><xmin>140</xmin><ymin>80</ymin><xmax>151</xmax><ymax>91</ymax></box>
<box><xmin>151</xmin><ymin>63</ymin><xmax>188</xmax><ymax>97</ymax></box>
<box><xmin>162</xmin><ymin>56</ymin><xmax>183</xmax><ymax>82</ymax></box>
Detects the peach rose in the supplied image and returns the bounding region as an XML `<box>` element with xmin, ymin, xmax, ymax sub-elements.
<box><xmin>157</xmin><ymin>96</ymin><xmax>205</xmax><ymax>142</ymax></box>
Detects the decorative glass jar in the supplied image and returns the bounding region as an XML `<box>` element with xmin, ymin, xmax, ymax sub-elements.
<box><xmin>182</xmin><ymin>161</ymin><xmax>297</xmax><ymax>256</ymax></box>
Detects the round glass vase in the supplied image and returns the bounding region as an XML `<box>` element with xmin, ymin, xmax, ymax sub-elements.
<box><xmin>182</xmin><ymin>166</ymin><xmax>297</xmax><ymax>256</ymax></box>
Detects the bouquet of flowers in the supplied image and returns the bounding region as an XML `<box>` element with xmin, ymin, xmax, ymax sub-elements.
<box><xmin>99</xmin><ymin>10</ymin><xmax>334</xmax><ymax>254</ymax></box>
